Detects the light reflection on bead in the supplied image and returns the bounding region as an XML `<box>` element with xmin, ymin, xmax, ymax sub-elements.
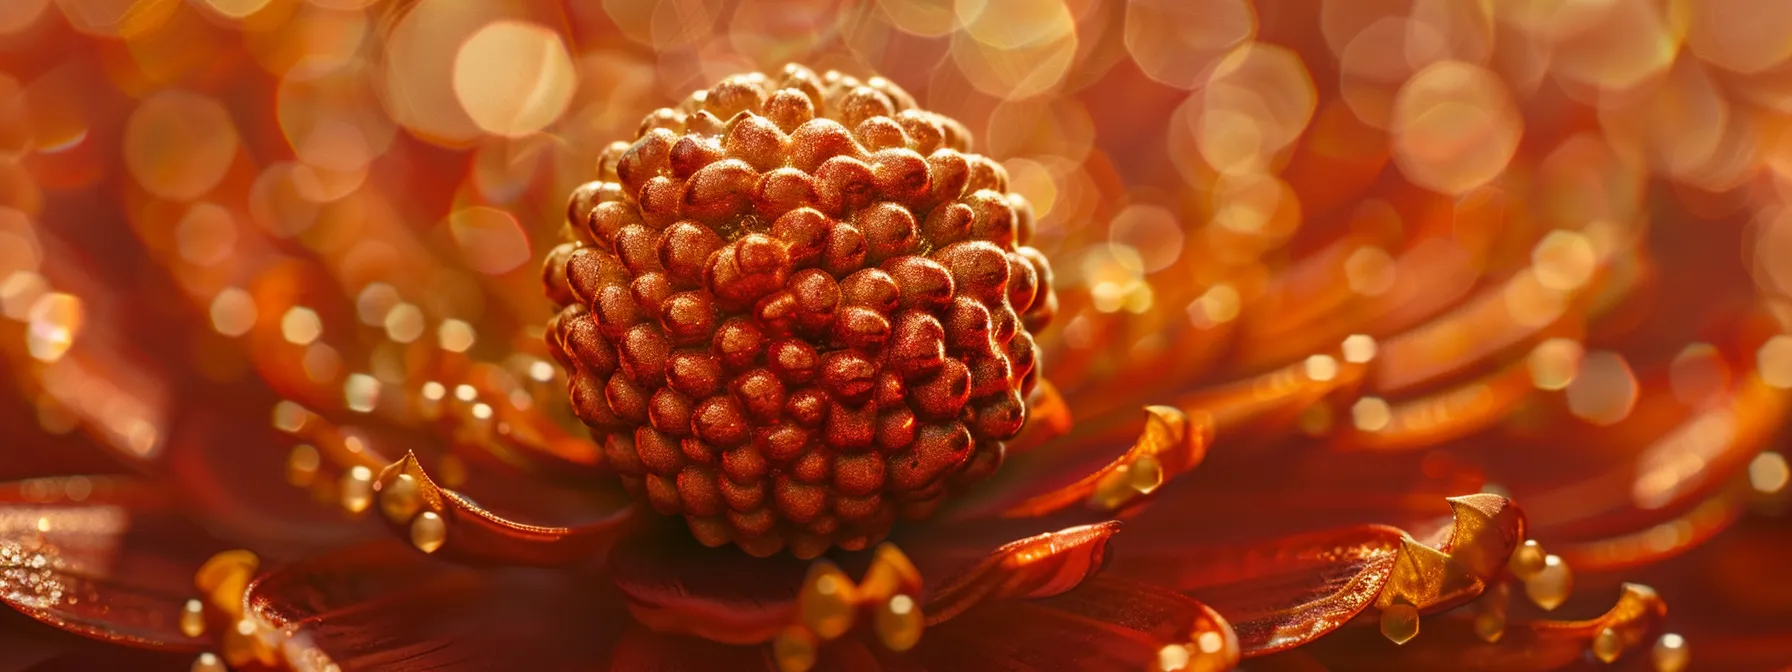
<box><xmin>25</xmin><ymin>291</ymin><xmax>82</xmax><ymax>363</ymax></box>
<box><xmin>410</xmin><ymin>511</ymin><xmax>446</xmax><ymax>553</ymax></box>
<box><xmin>179</xmin><ymin>598</ymin><xmax>206</xmax><ymax>637</ymax></box>
<box><xmin>194</xmin><ymin>550</ymin><xmax>259</xmax><ymax>617</ymax></box>
<box><xmin>873</xmin><ymin>594</ymin><xmax>922</xmax><ymax>651</ymax></box>
<box><xmin>1592</xmin><ymin>625</ymin><xmax>1624</xmax><ymax>663</ymax></box>
<box><xmin>797</xmin><ymin>562</ymin><xmax>857</xmax><ymax>640</ymax></box>
<box><xmin>285</xmin><ymin>444</ymin><xmax>320</xmax><ymax>487</ymax></box>
<box><xmin>1652</xmin><ymin>633</ymin><xmax>1689</xmax><ymax>672</ymax></box>
<box><xmin>1510</xmin><ymin>539</ymin><xmax>1547</xmax><ymax>577</ymax></box>
<box><xmin>1525</xmin><ymin>553</ymin><xmax>1572</xmax><ymax>610</ymax></box>
<box><xmin>191</xmin><ymin>652</ymin><xmax>225</xmax><ymax>672</ymax></box>
<box><xmin>339</xmin><ymin>465</ymin><xmax>374</xmax><ymax>514</ymax></box>
<box><xmin>380</xmin><ymin>473</ymin><xmax>422</xmax><ymax>523</ymax></box>
<box><xmin>772</xmin><ymin>626</ymin><xmax>818</xmax><ymax>672</ymax></box>
<box><xmin>1380</xmin><ymin>602</ymin><xmax>1419</xmax><ymax>645</ymax></box>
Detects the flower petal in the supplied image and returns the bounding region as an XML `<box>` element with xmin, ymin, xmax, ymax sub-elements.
<box><xmin>606</xmin><ymin>520</ymin><xmax>808</xmax><ymax>645</ymax></box>
<box><xmin>903</xmin><ymin>575</ymin><xmax>1238</xmax><ymax>672</ymax></box>
<box><xmin>0</xmin><ymin>477</ymin><xmax>215</xmax><ymax>651</ymax></box>
<box><xmin>1303</xmin><ymin>583</ymin><xmax>1667</xmax><ymax>671</ymax></box>
<box><xmin>246</xmin><ymin>542</ymin><xmax>630</xmax><ymax>670</ymax></box>
<box><xmin>990</xmin><ymin>407</ymin><xmax>1212</xmax><ymax>519</ymax></box>
<box><xmin>1108</xmin><ymin>495</ymin><xmax>1524</xmax><ymax>656</ymax></box>
<box><xmin>922</xmin><ymin>521</ymin><xmax>1122</xmax><ymax>624</ymax></box>
<box><xmin>371</xmin><ymin>452</ymin><xmax>637</xmax><ymax>566</ymax></box>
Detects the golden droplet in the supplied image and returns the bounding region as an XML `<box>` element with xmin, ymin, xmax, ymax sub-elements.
<box><xmin>1652</xmin><ymin>633</ymin><xmax>1690</xmax><ymax>672</ymax></box>
<box><xmin>285</xmin><ymin>444</ymin><xmax>320</xmax><ymax>487</ymax></box>
<box><xmin>191</xmin><ymin>652</ymin><xmax>226</xmax><ymax>672</ymax></box>
<box><xmin>410</xmin><ymin>511</ymin><xmax>446</xmax><ymax>553</ymax></box>
<box><xmin>380</xmin><ymin>473</ymin><xmax>422</xmax><ymax>523</ymax></box>
<box><xmin>1128</xmin><ymin>453</ymin><xmax>1165</xmax><ymax>495</ymax></box>
<box><xmin>1525</xmin><ymin>553</ymin><xmax>1573</xmax><ymax>611</ymax></box>
<box><xmin>797</xmin><ymin>561</ymin><xmax>858</xmax><ymax>640</ymax></box>
<box><xmin>772</xmin><ymin>626</ymin><xmax>818</xmax><ymax>672</ymax></box>
<box><xmin>1592</xmin><ymin>626</ymin><xmax>1624</xmax><ymax>664</ymax></box>
<box><xmin>1472</xmin><ymin>609</ymin><xmax>1505</xmax><ymax>643</ymax></box>
<box><xmin>179</xmin><ymin>598</ymin><xmax>206</xmax><ymax>637</ymax></box>
<box><xmin>1509</xmin><ymin>539</ymin><xmax>1547</xmax><ymax>578</ymax></box>
<box><xmin>1089</xmin><ymin>465</ymin><xmax>1136</xmax><ymax>510</ymax></box>
<box><xmin>858</xmin><ymin>543</ymin><xmax>921</xmax><ymax>601</ymax></box>
<box><xmin>1153</xmin><ymin>643</ymin><xmax>1191</xmax><ymax>672</ymax></box>
<box><xmin>339</xmin><ymin>465</ymin><xmax>374</xmax><ymax>514</ymax></box>
<box><xmin>1380</xmin><ymin>602</ymin><xmax>1420</xmax><ymax>645</ymax></box>
<box><xmin>874</xmin><ymin>594</ymin><xmax>923</xmax><ymax>652</ymax></box>
<box><xmin>194</xmin><ymin>550</ymin><xmax>259</xmax><ymax>618</ymax></box>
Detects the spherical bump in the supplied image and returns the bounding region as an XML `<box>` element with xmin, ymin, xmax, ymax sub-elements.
<box><xmin>820</xmin><ymin>351</ymin><xmax>878</xmax><ymax>404</ymax></box>
<box><xmin>636</xmin><ymin>427</ymin><xmax>685</xmax><ymax>477</ymax></box>
<box><xmin>925</xmin><ymin>150</ymin><xmax>970</xmax><ymax>207</ymax></box>
<box><xmin>792</xmin><ymin>448</ymin><xmax>832</xmax><ymax>482</ymax></box>
<box><xmin>563</xmin><ymin>315</ymin><xmax>617</xmax><ymax>376</ymax></box>
<box><xmin>660</xmin><ymin>291</ymin><xmax>717</xmax><ymax>345</ymax></box>
<box><xmin>729</xmin><ymin>507</ymin><xmax>777</xmax><ymax>537</ymax></box>
<box><xmin>772</xmin><ymin>478</ymin><xmax>824</xmax><ymax>523</ymax></box>
<box><xmin>705</xmin><ymin>75</ymin><xmax>767</xmax><ymax>119</ymax></box>
<box><xmin>604</xmin><ymin>432</ymin><xmax>643</xmax><ymax>475</ymax></box>
<box><xmin>707</xmin><ymin>234</ymin><xmax>791</xmax><ymax>306</ymax></box>
<box><xmin>639</xmin><ymin>108</ymin><xmax>680</xmax><ymax>135</ymax></box>
<box><xmin>839</xmin><ymin>86</ymin><xmax>895</xmax><ymax>130</ymax></box>
<box><xmin>871</xmin><ymin>149</ymin><xmax>930</xmax><ymax>204</ymax></box>
<box><xmin>834</xmin><ymin>453</ymin><xmax>885</xmax><ymax>496</ymax></box>
<box><xmin>769</xmin><ymin>338</ymin><xmax>820</xmax><ymax>384</ymax></box>
<box><xmin>685</xmin><ymin>110</ymin><xmax>726</xmax><ymax>137</ymax></box>
<box><xmin>680</xmin><ymin>437</ymin><xmax>718</xmax><ymax>465</ymax></box>
<box><xmin>972</xmin><ymin>390</ymin><xmax>1026</xmax><ymax>440</ymax></box>
<box><xmin>789</xmin><ymin>268</ymin><xmax>841</xmax><ymax>333</ymax></box>
<box><xmin>935</xmin><ymin>241</ymin><xmax>1010</xmax><ymax>301</ymax></box>
<box><xmin>814</xmin><ymin>156</ymin><xmax>877</xmax><ymax>217</ymax></box>
<box><xmin>725</xmin><ymin>115</ymin><xmax>788</xmax><ymax>171</ymax></box>
<box><xmin>942</xmin><ymin>297</ymin><xmax>993</xmax><ymax>352</ymax></box>
<box><xmin>618</xmin><ymin>128</ymin><xmax>675</xmax><ymax>196</ymax></box>
<box><xmin>840</xmin><ymin>268</ymin><xmax>900</xmax><ymax>312</ymax></box>
<box><xmin>693</xmin><ymin>395</ymin><xmax>750</xmax><ymax>447</ymax></box>
<box><xmin>855</xmin><ymin>116</ymin><xmax>909</xmax><ymax>151</ymax></box>
<box><xmin>732</xmin><ymin>368</ymin><xmax>787</xmax><ymax>422</ymax></box>
<box><xmin>967</xmin><ymin>353</ymin><xmax>1014</xmax><ymax>399</ymax></box>
<box><xmin>922</xmin><ymin>202</ymin><xmax>972</xmax><ymax>245</ymax></box>
<box><xmin>644</xmin><ymin>474</ymin><xmax>682</xmax><ymax>514</ymax></box>
<box><xmin>760</xmin><ymin>423</ymin><xmax>811</xmax><ymax>461</ymax></box>
<box><xmin>670</xmin><ymin>134</ymin><xmax>725</xmax><ymax>179</ymax></box>
<box><xmin>606</xmin><ymin>372</ymin><xmax>649</xmax><ymax>423</ymax></box>
<box><xmin>620</xmin><ymin>324</ymin><xmax>671</xmax><ymax>386</ymax></box>
<box><xmin>677</xmin><ymin>466</ymin><xmax>724</xmax><ymax>517</ymax></box>
<box><xmin>894</xmin><ymin>111</ymin><xmax>944</xmax><ymax>154</ymax></box>
<box><xmin>722</xmin><ymin>445</ymin><xmax>769</xmax><ymax>483</ymax></box>
<box><xmin>966</xmin><ymin>156</ymin><xmax>1008</xmax><ymax>193</ymax></box>
<box><xmin>956</xmin><ymin>440</ymin><xmax>1004</xmax><ymax>483</ymax></box>
<box><xmin>756</xmin><ymin>168</ymin><xmax>818</xmax><ymax>220</ymax></box>
<box><xmin>771</xmin><ymin>207</ymin><xmax>830</xmax><ymax>269</ymax></box>
<box><xmin>543</xmin><ymin>243</ymin><xmax>579</xmax><ymax>305</ymax></box>
<box><xmin>666</xmin><ymin>351</ymin><xmax>723</xmax><ymax>399</ymax></box>
<box><xmin>882</xmin><ymin>256</ymin><xmax>955</xmax><ymax>310</ymax></box>
<box><xmin>833</xmin><ymin>307</ymin><xmax>889</xmax><ymax>353</ymax></box>
<box><xmin>595</xmin><ymin>284</ymin><xmax>642</xmax><ymax>336</ymax></box>
<box><xmin>963</xmin><ymin>190</ymin><xmax>1017</xmax><ymax>249</ymax></box>
<box><xmin>910</xmin><ymin>359</ymin><xmax>971</xmax><ymax>419</ymax></box>
<box><xmin>614</xmin><ymin>225</ymin><xmax>663</xmax><ymax>276</ymax></box>
<box><xmin>598</xmin><ymin>140</ymin><xmax>631</xmax><ymax>180</ymax></box>
<box><xmin>834</xmin><ymin>494</ymin><xmax>883</xmax><ymax>523</ymax></box>
<box><xmin>683</xmin><ymin>159</ymin><xmax>760</xmax><ymax>222</ymax></box>
<box><xmin>721</xmin><ymin>478</ymin><xmax>766</xmax><ymax>512</ymax></box>
<box><xmin>567</xmin><ymin>181</ymin><xmax>605</xmax><ymax>229</ymax></box>
<box><xmin>764</xmin><ymin>89</ymin><xmax>816</xmax><ymax>133</ymax></box>
<box><xmin>638</xmin><ymin>176</ymin><xmax>684</xmax><ymax>228</ymax></box>
<box><xmin>1006</xmin><ymin>253</ymin><xmax>1039</xmax><ymax>314</ymax></box>
<box><xmin>648</xmin><ymin>388</ymin><xmax>694</xmax><ymax>436</ymax></box>
<box><xmin>824</xmin><ymin>399</ymin><xmax>878</xmax><ymax>452</ymax></box>
<box><xmin>565</xmin><ymin>247</ymin><xmax>629</xmax><ymax>303</ymax></box>
<box><xmin>1008</xmin><ymin>193</ymin><xmax>1035</xmax><ymax>246</ymax></box>
<box><xmin>889</xmin><ymin>422</ymin><xmax>972</xmax><ymax>491</ymax></box>
<box><xmin>786</xmin><ymin>387</ymin><xmax>830</xmax><ymax>428</ymax></box>
<box><xmin>714</xmin><ymin>317</ymin><xmax>765</xmax><ymax>371</ymax></box>
<box><xmin>876</xmin><ymin>408</ymin><xmax>917</xmax><ymax>452</ymax></box>
<box><xmin>821</xmin><ymin>223</ymin><xmax>868</xmax><ymax>277</ymax></box>
<box><xmin>630</xmin><ymin>272</ymin><xmax>673</xmax><ymax>316</ymax></box>
<box><xmin>790</xmin><ymin>118</ymin><xmax>862</xmax><ymax>173</ymax></box>
<box><xmin>570</xmin><ymin>372</ymin><xmax>612</xmax><ymax>427</ymax></box>
<box><xmin>589</xmin><ymin>202</ymin><xmax>642</xmax><ymax>251</ymax></box>
<box><xmin>854</xmin><ymin>202</ymin><xmax>920</xmax><ymax>262</ymax></box>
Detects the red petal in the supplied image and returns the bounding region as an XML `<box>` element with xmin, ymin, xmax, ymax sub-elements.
<box><xmin>606</xmin><ymin>626</ymin><xmax>769</xmax><ymax>671</ymax></box>
<box><xmin>246</xmin><ymin>542</ymin><xmax>630</xmax><ymax>670</ymax></box>
<box><xmin>0</xmin><ymin>477</ymin><xmax>215</xmax><ymax>651</ymax></box>
<box><xmin>1304</xmin><ymin>584</ymin><xmax>1667</xmax><ymax>671</ymax></box>
<box><xmin>922</xmin><ymin>521</ymin><xmax>1122</xmax><ymax>624</ymax></box>
<box><xmin>606</xmin><ymin>520</ymin><xmax>807</xmax><ymax>645</ymax></box>
<box><xmin>372</xmin><ymin>452</ymin><xmax>637</xmax><ymax>567</ymax></box>
<box><xmin>903</xmin><ymin>575</ymin><xmax>1238</xmax><ymax>672</ymax></box>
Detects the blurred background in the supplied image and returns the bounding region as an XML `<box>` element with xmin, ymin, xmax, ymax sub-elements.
<box><xmin>4</xmin><ymin>0</ymin><xmax>1792</xmax><ymax>667</ymax></box>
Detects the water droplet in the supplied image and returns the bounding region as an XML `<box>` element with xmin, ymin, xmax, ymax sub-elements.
<box><xmin>410</xmin><ymin>511</ymin><xmax>446</xmax><ymax>553</ymax></box>
<box><xmin>874</xmin><ymin>594</ymin><xmax>922</xmax><ymax>651</ymax></box>
<box><xmin>1652</xmin><ymin>633</ymin><xmax>1689</xmax><ymax>672</ymax></box>
<box><xmin>1525</xmin><ymin>553</ymin><xmax>1572</xmax><ymax>610</ymax></box>
<box><xmin>1380</xmin><ymin>602</ymin><xmax>1420</xmax><ymax>645</ymax></box>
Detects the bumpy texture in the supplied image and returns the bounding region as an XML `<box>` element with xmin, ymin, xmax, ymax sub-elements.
<box><xmin>544</xmin><ymin>64</ymin><xmax>1056</xmax><ymax>558</ymax></box>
